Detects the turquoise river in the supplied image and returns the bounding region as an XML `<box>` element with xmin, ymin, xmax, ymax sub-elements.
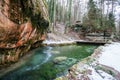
<box><xmin>0</xmin><ymin>44</ymin><xmax>97</xmax><ymax>80</ymax></box>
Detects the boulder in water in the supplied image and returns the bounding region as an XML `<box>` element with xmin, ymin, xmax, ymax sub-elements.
<box><xmin>53</xmin><ymin>56</ymin><xmax>67</xmax><ymax>64</ymax></box>
<box><xmin>51</xmin><ymin>51</ymin><xmax>60</xmax><ymax>54</ymax></box>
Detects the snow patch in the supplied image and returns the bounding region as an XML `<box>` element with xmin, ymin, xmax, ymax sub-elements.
<box><xmin>43</xmin><ymin>40</ymin><xmax>76</xmax><ymax>45</ymax></box>
<box><xmin>99</xmin><ymin>42</ymin><xmax>120</xmax><ymax>72</ymax></box>
<box><xmin>88</xmin><ymin>67</ymin><xmax>116</xmax><ymax>80</ymax></box>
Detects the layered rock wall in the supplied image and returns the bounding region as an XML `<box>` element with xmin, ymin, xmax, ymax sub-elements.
<box><xmin>0</xmin><ymin>0</ymin><xmax>49</xmax><ymax>67</ymax></box>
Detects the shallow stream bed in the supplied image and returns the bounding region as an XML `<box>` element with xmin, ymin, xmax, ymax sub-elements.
<box><xmin>0</xmin><ymin>45</ymin><xmax>97</xmax><ymax>80</ymax></box>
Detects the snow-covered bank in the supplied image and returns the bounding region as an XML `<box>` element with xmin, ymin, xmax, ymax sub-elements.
<box><xmin>99</xmin><ymin>42</ymin><xmax>120</xmax><ymax>72</ymax></box>
<box><xmin>42</xmin><ymin>40</ymin><xmax>76</xmax><ymax>46</ymax></box>
<box><xmin>43</xmin><ymin>40</ymin><xmax>75</xmax><ymax>44</ymax></box>
<box><xmin>88</xmin><ymin>67</ymin><xmax>115</xmax><ymax>80</ymax></box>
<box><xmin>42</xmin><ymin>40</ymin><xmax>85</xmax><ymax>45</ymax></box>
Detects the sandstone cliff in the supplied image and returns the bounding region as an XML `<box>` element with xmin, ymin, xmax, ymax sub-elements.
<box><xmin>0</xmin><ymin>0</ymin><xmax>49</xmax><ymax>67</ymax></box>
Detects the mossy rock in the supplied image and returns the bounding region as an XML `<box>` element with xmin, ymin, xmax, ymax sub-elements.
<box><xmin>53</xmin><ymin>56</ymin><xmax>67</xmax><ymax>64</ymax></box>
<box><xmin>51</xmin><ymin>51</ymin><xmax>60</xmax><ymax>54</ymax></box>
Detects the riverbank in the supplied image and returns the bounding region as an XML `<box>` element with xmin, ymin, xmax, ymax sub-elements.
<box><xmin>55</xmin><ymin>42</ymin><xmax>120</xmax><ymax>80</ymax></box>
<box><xmin>43</xmin><ymin>40</ymin><xmax>76</xmax><ymax>46</ymax></box>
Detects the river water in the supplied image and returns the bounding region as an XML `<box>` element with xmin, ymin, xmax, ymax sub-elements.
<box><xmin>0</xmin><ymin>45</ymin><xmax>97</xmax><ymax>80</ymax></box>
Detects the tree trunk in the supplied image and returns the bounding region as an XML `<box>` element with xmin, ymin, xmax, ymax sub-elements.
<box><xmin>53</xmin><ymin>0</ymin><xmax>56</xmax><ymax>32</ymax></box>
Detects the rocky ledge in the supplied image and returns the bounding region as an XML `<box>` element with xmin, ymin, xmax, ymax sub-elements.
<box><xmin>0</xmin><ymin>0</ymin><xmax>49</xmax><ymax>68</ymax></box>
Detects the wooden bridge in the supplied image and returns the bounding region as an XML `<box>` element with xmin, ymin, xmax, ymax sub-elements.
<box><xmin>75</xmin><ymin>40</ymin><xmax>107</xmax><ymax>45</ymax></box>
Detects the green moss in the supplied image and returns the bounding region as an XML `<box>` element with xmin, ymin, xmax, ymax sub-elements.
<box><xmin>14</xmin><ymin>0</ymin><xmax>50</xmax><ymax>34</ymax></box>
<box><xmin>95</xmin><ymin>65</ymin><xmax>115</xmax><ymax>77</ymax></box>
<box><xmin>42</xmin><ymin>0</ymin><xmax>48</xmax><ymax>9</ymax></box>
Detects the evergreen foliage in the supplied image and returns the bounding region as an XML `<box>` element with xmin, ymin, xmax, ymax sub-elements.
<box><xmin>82</xmin><ymin>0</ymin><xmax>115</xmax><ymax>33</ymax></box>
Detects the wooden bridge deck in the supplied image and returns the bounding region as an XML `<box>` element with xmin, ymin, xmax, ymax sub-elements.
<box><xmin>75</xmin><ymin>40</ymin><xmax>106</xmax><ymax>45</ymax></box>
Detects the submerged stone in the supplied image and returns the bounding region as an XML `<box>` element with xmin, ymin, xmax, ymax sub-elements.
<box><xmin>53</xmin><ymin>56</ymin><xmax>67</xmax><ymax>64</ymax></box>
<box><xmin>51</xmin><ymin>51</ymin><xmax>60</xmax><ymax>54</ymax></box>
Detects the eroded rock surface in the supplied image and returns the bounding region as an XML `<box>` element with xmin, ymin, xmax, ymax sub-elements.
<box><xmin>0</xmin><ymin>0</ymin><xmax>49</xmax><ymax>67</ymax></box>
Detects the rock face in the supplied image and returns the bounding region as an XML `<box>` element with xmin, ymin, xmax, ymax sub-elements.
<box><xmin>0</xmin><ymin>0</ymin><xmax>49</xmax><ymax>67</ymax></box>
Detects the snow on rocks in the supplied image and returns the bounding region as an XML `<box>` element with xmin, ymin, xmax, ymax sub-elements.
<box><xmin>88</xmin><ymin>67</ymin><xmax>116</xmax><ymax>80</ymax></box>
<box><xmin>98</xmin><ymin>42</ymin><xmax>120</xmax><ymax>72</ymax></box>
<box><xmin>42</xmin><ymin>40</ymin><xmax>85</xmax><ymax>45</ymax></box>
<box><xmin>42</xmin><ymin>40</ymin><xmax>76</xmax><ymax>45</ymax></box>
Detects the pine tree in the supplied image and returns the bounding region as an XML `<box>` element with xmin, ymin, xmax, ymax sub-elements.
<box><xmin>83</xmin><ymin>0</ymin><xmax>99</xmax><ymax>32</ymax></box>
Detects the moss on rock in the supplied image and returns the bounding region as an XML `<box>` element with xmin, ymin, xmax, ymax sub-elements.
<box><xmin>0</xmin><ymin>0</ymin><xmax>49</xmax><ymax>67</ymax></box>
